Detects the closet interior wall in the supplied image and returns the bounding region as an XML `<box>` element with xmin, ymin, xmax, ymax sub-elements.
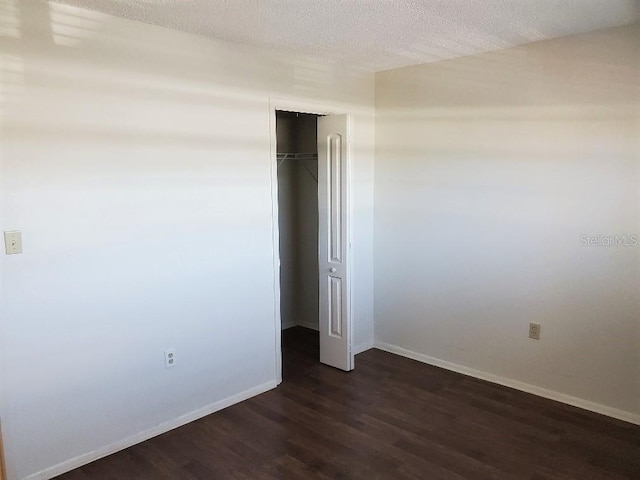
<box><xmin>276</xmin><ymin>111</ymin><xmax>319</xmax><ymax>331</ymax></box>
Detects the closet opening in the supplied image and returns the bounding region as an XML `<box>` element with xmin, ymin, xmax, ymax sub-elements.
<box><xmin>276</xmin><ymin>110</ymin><xmax>321</xmax><ymax>378</ymax></box>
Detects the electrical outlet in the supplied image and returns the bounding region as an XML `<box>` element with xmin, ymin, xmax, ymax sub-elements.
<box><xmin>165</xmin><ymin>348</ymin><xmax>176</xmax><ymax>368</ymax></box>
<box><xmin>529</xmin><ymin>323</ymin><xmax>541</xmax><ymax>340</ymax></box>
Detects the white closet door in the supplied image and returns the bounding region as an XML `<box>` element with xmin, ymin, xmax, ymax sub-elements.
<box><xmin>317</xmin><ymin>114</ymin><xmax>352</xmax><ymax>371</ymax></box>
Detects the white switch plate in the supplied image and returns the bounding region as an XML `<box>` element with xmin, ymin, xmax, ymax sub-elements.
<box><xmin>4</xmin><ymin>231</ymin><xmax>23</xmax><ymax>255</ymax></box>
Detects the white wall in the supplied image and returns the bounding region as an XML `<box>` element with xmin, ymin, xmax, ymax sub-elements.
<box><xmin>276</xmin><ymin>156</ymin><xmax>320</xmax><ymax>331</ymax></box>
<box><xmin>0</xmin><ymin>2</ymin><xmax>374</xmax><ymax>479</ymax></box>
<box><xmin>276</xmin><ymin>112</ymin><xmax>297</xmax><ymax>330</ymax></box>
<box><xmin>294</xmin><ymin>155</ymin><xmax>320</xmax><ymax>331</ymax></box>
<box><xmin>374</xmin><ymin>24</ymin><xmax>640</xmax><ymax>421</ymax></box>
<box><xmin>276</xmin><ymin>155</ymin><xmax>297</xmax><ymax>330</ymax></box>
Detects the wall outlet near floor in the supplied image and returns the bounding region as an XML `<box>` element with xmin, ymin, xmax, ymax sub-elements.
<box><xmin>529</xmin><ymin>323</ymin><xmax>541</xmax><ymax>340</ymax></box>
<box><xmin>165</xmin><ymin>348</ymin><xmax>176</xmax><ymax>368</ymax></box>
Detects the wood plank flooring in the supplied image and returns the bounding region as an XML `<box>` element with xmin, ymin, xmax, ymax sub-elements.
<box><xmin>56</xmin><ymin>327</ymin><xmax>639</xmax><ymax>479</ymax></box>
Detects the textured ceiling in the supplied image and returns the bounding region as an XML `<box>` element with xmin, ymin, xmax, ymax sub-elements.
<box><xmin>52</xmin><ymin>0</ymin><xmax>640</xmax><ymax>71</ymax></box>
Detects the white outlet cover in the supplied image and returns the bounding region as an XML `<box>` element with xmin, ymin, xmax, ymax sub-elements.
<box><xmin>165</xmin><ymin>348</ymin><xmax>176</xmax><ymax>368</ymax></box>
<box><xmin>529</xmin><ymin>323</ymin><xmax>541</xmax><ymax>340</ymax></box>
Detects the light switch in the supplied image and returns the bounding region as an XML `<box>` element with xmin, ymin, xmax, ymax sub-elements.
<box><xmin>4</xmin><ymin>231</ymin><xmax>23</xmax><ymax>255</ymax></box>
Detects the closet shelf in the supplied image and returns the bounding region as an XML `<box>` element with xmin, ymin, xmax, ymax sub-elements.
<box><xmin>276</xmin><ymin>153</ymin><xmax>318</xmax><ymax>161</ymax></box>
<box><xmin>277</xmin><ymin>153</ymin><xmax>318</xmax><ymax>183</ymax></box>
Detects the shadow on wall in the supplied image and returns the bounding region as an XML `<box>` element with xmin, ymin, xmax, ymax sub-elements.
<box><xmin>0</xmin><ymin>0</ymin><xmax>357</xmax><ymax>138</ymax></box>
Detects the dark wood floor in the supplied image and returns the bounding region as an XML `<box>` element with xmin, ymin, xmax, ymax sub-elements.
<box><xmin>57</xmin><ymin>327</ymin><xmax>639</xmax><ymax>479</ymax></box>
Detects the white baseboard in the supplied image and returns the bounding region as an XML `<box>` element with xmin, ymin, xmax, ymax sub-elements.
<box><xmin>281</xmin><ymin>320</ymin><xmax>297</xmax><ymax>330</ymax></box>
<box><xmin>25</xmin><ymin>380</ymin><xmax>279</xmax><ymax>480</ymax></box>
<box><xmin>374</xmin><ymin>341</ymin><xmax>640</xmax><ymax>426</ymax></box>
<box><xmin>353</xmin><ymin>340</ymin><xmax>374</xmax><ymax>355</ymax></box>
<box><xmin>297</xmin><ymin>320</ymin><xmax>319</xmax><ymax>331</ymax></box>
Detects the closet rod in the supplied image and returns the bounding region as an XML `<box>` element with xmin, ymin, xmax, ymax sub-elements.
<box><xmin>276</xmin><ymin>153</ymin><xmax>318</xmax><ymax>160</ymax></box>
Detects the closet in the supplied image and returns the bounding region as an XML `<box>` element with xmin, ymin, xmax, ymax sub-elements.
<box><xmin>276</xmin><ymin>111</ymin><xmax>320</xmax><ymax>338</ymax></box>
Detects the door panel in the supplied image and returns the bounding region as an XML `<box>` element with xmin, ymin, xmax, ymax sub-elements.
<box><xmin>328</xmin><ymin>133</ymin><xmax>343</xmax><ymax>263</ymax></box>
<box><xmin>329</xmin><ymin>276</ymin><xmax>343</xmax><ymax>337</ymax></box>
<box><xmin>318</xmin><ymin>114</ymin><xmax>352</xmax><ymax>371</ymax></box>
